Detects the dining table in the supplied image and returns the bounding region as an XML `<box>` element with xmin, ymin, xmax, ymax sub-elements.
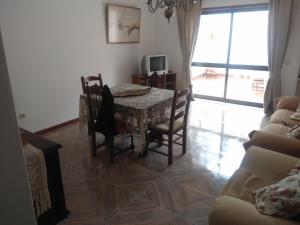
<box><xmin>79</xmin><ymin>83</ymin><xmax>174</xmax><ymax>153</ymax></box>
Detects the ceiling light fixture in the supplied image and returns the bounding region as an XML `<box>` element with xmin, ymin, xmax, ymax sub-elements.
<box><xmin>146</xmin><ymin>0</ymin><xmax>200</xmax><ymax>22</ymax></box>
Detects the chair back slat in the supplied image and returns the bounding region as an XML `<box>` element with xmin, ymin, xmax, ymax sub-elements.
<box><xmin>174</xmin><ymin>111</ymin><xmax>185</xmax><ymax>121</ymax></box>
<box><xmin>168</xmin><ymin>88</ymin><xmax>191</xmax><ymax>132</ymax></box>
<box><xmin>86</xmin><ymin>84</ymin><xmax>102</xmax><ymax>123</ymax></box>
<box><xmin>175</xmin><ymin>99</ymin><xmax>187</xmax><ymax>110</ymax></box>
<box><xmin>86</xmin><ymin>76</ymin><xmax>100</xmax><ymax>82</ymax></box>
<box><xmin>81</xmin><ymin>73</ymin><xmax>103</xmax><ymax>94</ymax></box>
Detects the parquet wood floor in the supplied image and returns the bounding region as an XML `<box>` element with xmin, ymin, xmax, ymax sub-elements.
<box><xmin>43</xmin><ymin>99</ymin><xmax>264</xmax><ymax>225</ymax></box>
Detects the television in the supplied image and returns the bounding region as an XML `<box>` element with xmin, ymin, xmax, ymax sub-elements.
<box><xmin>142</xmin><ymin>55</ymin><xmax>169</xmax><ymax>76</ymax></box>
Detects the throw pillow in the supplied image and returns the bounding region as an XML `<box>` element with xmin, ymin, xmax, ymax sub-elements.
<box><xmin>287</xmin><ymin>125</ymin><xmax>300</xmax><ymax>139</ymax></box>
<box><xmin>253</xmin><ymin>163</ymin><xmax>300</xmax><ymax>219</ymax></box>
<box><xmin>275</xmin><ymin>96</ymin><xmax>300</xmax><ymax>111</ymax></box>
<box><xmin>289</xmin><ymin>161</ymin><xmax>300</xmax><ymax>176</ymax></box>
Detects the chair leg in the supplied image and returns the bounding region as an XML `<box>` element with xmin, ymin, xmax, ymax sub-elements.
<box><xmin>168</xmin><ymin>134</ymin><xmax>173</xmax><ymax>165</ymax></box>
<box><xmin>91</xmin><ymin>132</ymin><xmax>96</xmax><ymax>157</ymax></box>
<box><xmin>157</xmin><ymin>132</ymin><xmax>163</xmax><ymax>147</ymax></box>
<box><xmin>144</xmin><ymin>131</ymin><xmax>149</xmax><ymax>157</ymax></box>
<box><xmin>130</xmin><ymin>134</ymin><xmax>135</xmax><ymax>152</ymax></box>
<box><xmin>183</xmin><ymin>127</ymin><xmax>187</xmax><ymax>154</ymax></box>
<box><xmin>104</xmin><ymin>135</ymin><xmax>108</xmax><ymax>146</ymax></box>
<box><xmin>109</xmin><ymin>137</ymin><xmax>114</xmax><ymax>164</ymax></box>
<box><xmin>87</xmin><ymin>121</ymin><xmax>92</xmax><ymax>136</ymax></box>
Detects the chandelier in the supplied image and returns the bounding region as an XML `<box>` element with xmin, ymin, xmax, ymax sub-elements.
<box><xmin>146</xmin><ymin>0</ymin><xmax>200</xmax><ymax>22</ymax></box>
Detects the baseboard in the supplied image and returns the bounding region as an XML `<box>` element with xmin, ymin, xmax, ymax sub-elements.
<box><xmin>36</xmin><ymin>118</ymin><xmax>79</xmax><ymax>135</ymax></box>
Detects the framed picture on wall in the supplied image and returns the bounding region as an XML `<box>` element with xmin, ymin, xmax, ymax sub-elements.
<box><xmin>107</xmin><ymin>4</ymin><xmax>141</xmax><ymax>44</ymax></box>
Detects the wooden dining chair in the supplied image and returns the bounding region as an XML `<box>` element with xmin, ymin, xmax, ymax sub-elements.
<box><xmin>81</xmin><ymin>73</ymin><xmax>103</xmax><ymax>94</ymax></box>
<box><xmin>85</xmin><ymin>83</ymin><xmax>106</xmax><ymax>156</ymax></box>
<box><xmin>145</xmin><ymin>88</ymin><xmax>191</xmax><ymax>165</ymax></box>
<box><xmin>90</xmin><ymin>85</ymin><xmax>135</xmax><ymax>163</ymax></box>
<box><xmin>81</xmin><ymin>73</ymin><xmax>103</xmax><ymax>137</ymax></box>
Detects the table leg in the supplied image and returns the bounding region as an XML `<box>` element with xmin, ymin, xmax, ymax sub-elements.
<box><xmin>138</xmin><ymin>110</ymin><xmax>148</xmax><ymax>156</ymax></box>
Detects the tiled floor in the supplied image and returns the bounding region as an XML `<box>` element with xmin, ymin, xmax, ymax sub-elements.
<box><xmin>44</xmin><ymin>99</ymin><xmax>265</xmax><ymax>225</ymax></box>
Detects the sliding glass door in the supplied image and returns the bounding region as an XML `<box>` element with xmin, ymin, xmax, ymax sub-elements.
<box><xmin>192</xmin><ymin>5</ymin><xmax>269</xmax><ymax>107</ymax></box>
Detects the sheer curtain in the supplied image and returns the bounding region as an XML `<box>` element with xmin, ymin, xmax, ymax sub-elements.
<box><xmin>264</xmin><ymin>0</ymin><xmax>293</xmax><ymax>115</ymax></box>
<box><xmin>176</xmin><ymin>1</ymin><xmax>202</xmax><ymax>92</ymax></box>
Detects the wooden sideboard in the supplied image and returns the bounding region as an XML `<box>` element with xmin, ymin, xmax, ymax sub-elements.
<box><xmin>132</xmin><ymin>72</ymin><xmax>176</xmax><ymax>90</ymax></box>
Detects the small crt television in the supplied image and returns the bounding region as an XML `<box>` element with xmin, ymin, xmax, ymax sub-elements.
<box><xmin>143</xmin><ymin>55</ymin><xmax>169</xmax><ymax>76</ymax></box>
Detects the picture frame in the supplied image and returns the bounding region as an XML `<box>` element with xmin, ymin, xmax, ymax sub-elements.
<box><xmin>106</xmin><ymin>4</ymin><xmax>141</xmax><ymax>44</ymax></box>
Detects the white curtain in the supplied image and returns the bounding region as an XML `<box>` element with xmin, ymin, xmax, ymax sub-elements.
<box><xmin>264</xmin><ymin>0</ymin><xmax>293</xmax><ymax>115</ymax></box>
<box><xmin>281</xmin><ymin>0</ymin><xmax>300</xmax><ymax>96</ymax></box>
<box><xmin>176</xmin><ymin>1</ymin><xmax>202</xmax><ymax>92</ymax></box>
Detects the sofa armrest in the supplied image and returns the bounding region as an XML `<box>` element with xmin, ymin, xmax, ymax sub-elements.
<box><xmin>274</xmin><ymin>96</ymin><xmax>300</xmax><ymax>111</ymax></box>
<box><xmin>209</xmin><ymin>196</ymin><xmax>299</xmax><ymax>225</ymax></box>
<box><xmin>241</xmin><ymin>147</ymin><xmax>298</xmax><ymax>180</ymax></box>
<box><xmin>244</xmin><ymin>130</ymin><xmax>300</xmax><ymax>158</ymax></box>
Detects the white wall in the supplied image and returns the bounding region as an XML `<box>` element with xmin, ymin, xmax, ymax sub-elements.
<box><xmin>0</xmin><ymin>29</ymin><xmax>37</xmax><ymax>225</ymax></box>
<box><xmin>0</xmin><ymin>0</ymin><xmax>156</xmax><ymax>132</ymax></box>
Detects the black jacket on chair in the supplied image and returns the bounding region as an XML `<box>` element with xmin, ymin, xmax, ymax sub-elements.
<box><xmin>95</xmin><ymin>85</ymin><xmax>116</xmax><ymax>136</ymax></box>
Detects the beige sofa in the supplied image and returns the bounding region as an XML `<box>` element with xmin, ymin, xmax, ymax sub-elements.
<box><xmin>244</xmin><ymin>96</ymin><xmax>300</xmax><ymax>158</ymax></box>
<box><xmin>209</xmin><ymin>146</ymin><xmax>299</xmax><ymax>225</ymax></box>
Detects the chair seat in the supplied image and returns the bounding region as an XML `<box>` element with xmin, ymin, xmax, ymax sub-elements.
<box><xmin>150</xmin><ymin>120</ymin><xmax>185</xmax><ymax>133</ymax></box>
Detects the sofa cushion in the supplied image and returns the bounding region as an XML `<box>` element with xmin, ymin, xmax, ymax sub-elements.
<box><xmin>253</xmin><ymin>166</ymin><xmax>300</xmax><ymax>219</ymax></box>
<box><xmin>270</xmin><ymin>109</ymin><xmax>298</xmax><ymax>127</ymax></box>
<box><xmin>262</xmin><ymin>123</ymin><xmax>290</xmax><ymax>136</ymax></box>
<box><xmin>274</xmin><ymin>96</ymin><xmax>300</xmax><ymax>111</ymax></box>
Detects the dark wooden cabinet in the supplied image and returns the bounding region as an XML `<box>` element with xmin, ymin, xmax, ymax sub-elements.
<box><xmin>132</xmin><ymin>72</ymin><xmax>176</xmax><ymax>90</ymax></box>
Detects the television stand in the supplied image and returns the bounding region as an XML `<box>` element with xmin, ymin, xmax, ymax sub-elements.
<box><xmin>132</xmin><ymin>72</ymin><xmax>176</xmax><ymax>90</ymax></box>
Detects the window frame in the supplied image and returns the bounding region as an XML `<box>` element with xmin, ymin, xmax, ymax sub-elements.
<box><xmin>192</xmin><ymin>4</ymin><xmax>269</xmax><ymax>108</ymax></box>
